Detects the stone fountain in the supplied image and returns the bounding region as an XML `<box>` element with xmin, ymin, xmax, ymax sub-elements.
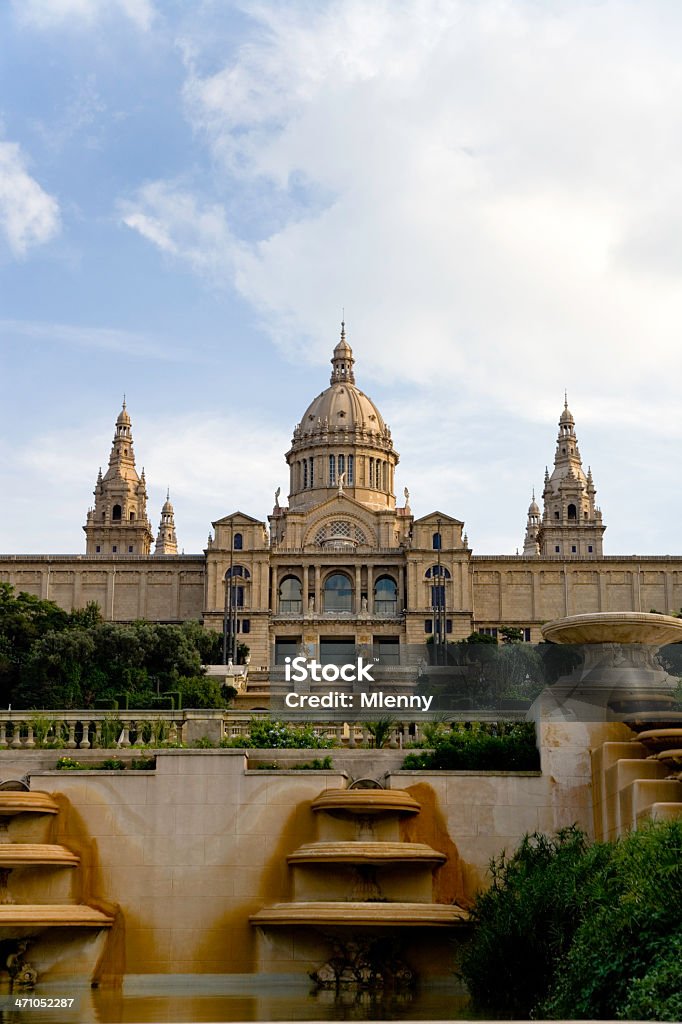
<box><xmin>538</xmin><ymin>611</ymin><xmax>682</xmax><ymax>721</ymax></box>
<box><xmin>536</xmin><ymin>612</ymin><xmax>682</xmax><ymax>838</ymax></box>
<box><xmin>0</xmin><ymin>787</ymin><xmax>114</xmax><ymax>987</ymax></box>
<box><xmin>250</xmin><ymin>781</ymin><xmax>468</xmax><ymax>987</ymax></box>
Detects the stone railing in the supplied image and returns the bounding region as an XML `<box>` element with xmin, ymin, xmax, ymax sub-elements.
<box><xmin>0</xmin><ymin>706</ymin><xmax>528</xmax><ymax>751</ymax></box>
<box><xmin>0</xmin><ymin>711</ymin><xmax>186</xmax><ymax>750</ymax></box>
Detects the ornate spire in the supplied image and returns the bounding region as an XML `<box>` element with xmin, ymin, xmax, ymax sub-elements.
<box><xmin>330</xmin><ymin>322</ymin><xmax>355</xmax><ymax>384</ymax></box>
<box><xmin>84</xmin><ymin>403</ymin><xmax>154</xmax><ymax>555</ymax></box>
<box><xmin>154</xmin><ymin>491</ymin><xmax>178</xmax><ymax>556</ymax></box>
<box><xmin>535</xmin><ymin>398</ymin><xmax>605</xmax><ymax>557</ymax></box>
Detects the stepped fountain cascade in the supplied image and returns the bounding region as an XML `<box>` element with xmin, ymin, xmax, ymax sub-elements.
<box><xmin>537</xmin><ymin>612</ymin><xmax>682</xmax><ymax>838</ymax></box>
<box><xmin>250</xmin><ymin>782</ymin><xmax>468</xmax><ymax>987</ymax></box>
<box><xmin>0</xmin><ymin>785</ymin><xmax>114</xmax><ymax>987</ymax></box>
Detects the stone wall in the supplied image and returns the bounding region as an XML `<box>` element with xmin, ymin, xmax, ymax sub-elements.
<box><xmin>7</xmin><ymin>745</ymin><xmax>588</xmax><ymax>980</ymax></box>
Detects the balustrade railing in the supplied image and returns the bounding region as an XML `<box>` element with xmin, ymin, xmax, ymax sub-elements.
<box><xmin>0</xmin><ymin>711</ymin><xmax>186</xmax><ymax>750</ymax></box>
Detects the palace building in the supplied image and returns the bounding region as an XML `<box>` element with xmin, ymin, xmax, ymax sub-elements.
<box><xmin>3</xmin><ymin>325</ymin><xmax>682</xmax><ymax>674</ymax></box>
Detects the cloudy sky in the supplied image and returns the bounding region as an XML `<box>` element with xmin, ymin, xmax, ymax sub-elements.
<box><xmin>2</xmin><ymin>0</ymin><xmax>681</xmax><ymax>557</ymax></box>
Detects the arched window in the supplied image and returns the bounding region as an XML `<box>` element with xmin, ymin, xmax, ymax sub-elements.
<box><xmin>567</xmin><ymin>504</ymin><xmax>577</xmax><ymax>520</ymax></box>
<box><xmin>279</xmin><ymin>575</ymin><xmax>302</xmax><ymax>614</ymax></box>
<box><xmin>309</xmin><ymin>457</ymin><xmax>314</xmax><ymax>487</ymax></box>
<box><xmin>374</xmin><ymin>575</ymin><xmax>398</xmax><ymax>616</ymax></box>
<box><xmin>369</xmin><ymin>458</ymin><xmax>374</xmax><ymax>488</ymax></box>
<box><xmin>226</xmin><ymin>565</ymin><xmax>250</xmax><ymax>579</ymax></box>
<box><xmin>432</xmin><ymin>532</ymin><xmax>442</xmax><ymax>550</ymax></box>
<box><xmin>129</xmin><ymin>511</ymin><xmax>135</xmax><ymax>521</ymax></box>
<box><xmin>324</xmin><ymin>573</ymin><xmax>353</xmax><ymax>613</ymax></box>
<box><xmin>234</xmin><ymin>533</ymin><xmax>243</xmax><ymax>550</ymax></box>
<box><xmin>112</xmin><ymin>504</ymin><xmax>122</xmax><ymax>522</ymax></box>
<box><xmin>425</xmin><ymin>565</ymin><xmax>451</xmax><ymax>579</ymax></box>
<box><xmin>347</xmin><ymin>455</ymin><xmax>354</xmax><ymax>484</ymax></box>
<box><xmin>338</xmin><ymin>454</ymin><xmax>344</xmax><ymax>478</ymax></box>
<box><xmin>329</xmin><ymin>455</ymin><xmax>336</xmax><ymax>485</ymax></box>
<box><xmin>304</xmin><ymin>460</ymin><xmax>308</xmax><ymax>489</ymax></box>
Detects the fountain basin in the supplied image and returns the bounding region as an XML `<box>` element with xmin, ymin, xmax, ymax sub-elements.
<box><xmin>0</xmin><ymin>845</ymin><xmax>79</xmax><ymax>867</ymax></box>
<box><xmin>311</xmin><ymin>790</ymin><xmax>420</xmax><ymax>816</ymax></box>
<box><xmin>637</xmin><ymin>729</ymin><xmax>682</xmax><ymax>754</ymax></box>
<box><xmin>0</xmin><ymin>793</ymin><xmax>59</xmax><ymax>817</ymax></box>
<box><xmin>0</xmin><ymin>904</ymin><xmax>114</xmax><ymax>940</ymax></box>
<box><xmin>656</xmin><ymin>748</ymin><xmax>682</xmax><ymax>769</ymax></box>
<box><xmin>541</xmin><ymin>612</ymin><xmax>682</xmax><ymax>646</ymax></box>
<box><xmin>250</xmin><ymin>901</ymin><xmax>468</xmax><ymax>928</ymax></box>
<box><xmin>288</xmin><ymin>841</ymin><xmax>446</xmax><ymax>866</ymax></box>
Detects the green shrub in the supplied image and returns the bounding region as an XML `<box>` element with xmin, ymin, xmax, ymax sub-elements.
<box><xmin>192</xmin><ymin>736</ymin><xmax>215</xmax><ymax>748</ymax></box>
<box><xmin>460</xmin><ymin>826</ymin><xmax>595</xmax><ymax>1017</ymax></box>
<box><xmin>402</xmin><ymin>721</ymin><xmax>539</xmax><ymax>771</ymax></box>
<box><xmin>222</xmin><ymin>718</ymin><xmax>333</xmax><ymax>749</ymax></box>
<box><xmin>460</xmin><ymin>821</ymin><xmax>682</xmax><ymax>1021</ymax></box>
<box><xmin>99</xmin><ymin>757</ymin><xmax>125</xmax><ymax>770</ymax></box>
<box><xmin>541</xmin><ymin>821</ymin><xmax>682</xmax><ymax>1020</ymax></box>
<box><xmin>130</xmin><ymin>756</ymin><xmax>156</xmax><ymax>770</ymax></box>
<box><xmin>55</xmin><ymin>756</ymin><xmax>84</xmax><ymax>770</ymax></box>
<box><xmin>619</xmin><ymin>935</ymin><xmax>682</xmax><ymax>1021</ymax></box>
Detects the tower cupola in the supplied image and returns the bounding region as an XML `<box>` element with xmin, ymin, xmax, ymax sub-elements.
<box><xmin>84</xmin><ymin>401</ymin><xmax>154</xmax><ymax>556</ymax></box>
<box><xmin>530</xmin><ymin>396</ymin><xmax>605</xmax><ymax>558</ymax></box>
<box><xmin>285</xmin><ymin>323</ymin><xmax>399</xmax><ymax>512</ymax></box>
<box><xmin>154</xmin><ymin>490</ymin><xmax>178</xmax><ymax>556</ymax></box>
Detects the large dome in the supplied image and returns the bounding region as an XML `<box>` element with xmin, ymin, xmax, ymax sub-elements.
<box><xmin>296</xmin><ymin>334</ymin><xmax>387</xmax><ymax>438</ymax></box>
<box><xmin>285</xmin><ymin>326</ymin><xmax>398</xmax><ymax>512</ymax></box>
<box><xmin>299</xmin><ymin>383</ymin><xmax>386</xmax><ymax>437</ymax></box>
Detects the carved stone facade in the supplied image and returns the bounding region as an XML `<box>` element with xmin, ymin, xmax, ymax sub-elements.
<box><xmin>3</xmin><ymin>326</ymin><xmax>682</xmax><ymax>671</ymax></box>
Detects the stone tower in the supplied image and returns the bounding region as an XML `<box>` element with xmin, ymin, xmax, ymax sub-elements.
<box><xmin>84</xmin><ymin>401</ymin><xmax>154</xmax><ymax>555</ymax></box>
<box><xmin>154</xmin><ymin>491</ymin><xmax>178</xmax><ymax>556</ymax></box>
<box><xmin>284</xmin><ymin>323</ymin><xmax>399</xmax><ymax>512</ymax></box>
<box><xmin>522</xmin><ymin>491</ymin><xmax>541</xmax><ymax>557</ymax></box>
<box><xmin>536</xmin><ymin>397</ymin><xmax>605</xmax><ymax>558</ymax></box>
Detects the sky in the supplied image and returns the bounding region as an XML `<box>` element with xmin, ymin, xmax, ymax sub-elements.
<box><xmin>2</xmin><ymin>0</ymin><xmax>682</xmax><ymax>557</ymax></box>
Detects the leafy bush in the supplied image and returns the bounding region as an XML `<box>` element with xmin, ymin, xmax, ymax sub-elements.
<box><xmin>291</xmin><ymin>755</ymin><xmax>334</xmax><ymax>770</ymax></box>
<box><xmin>460</xmin><ymin>821</ymin><xmax>682</xmax><ymax>1021</ymax></box>
<box><xmin>618</xmin><ymin>935</ymin><xmax>682</xmax><ymax>1022</ymax></box>
<box><xmin>55</xmin><ymin>756</ymin><xmax>84</xmax><ymax>771</ymax></box>
<box><xmin>541</xmin><ymin>821</ymin><xmax>682</xmax><ymax>1020</ymax></box>
<box><xmin>402</xmin><ymin>721</ymin><xmax>539</xmax><ymax>771</ymax></box>
<box><xmin>221</xmin><ymin>718</ymin><xmax>333</xmax><ymax>749</ymax></box>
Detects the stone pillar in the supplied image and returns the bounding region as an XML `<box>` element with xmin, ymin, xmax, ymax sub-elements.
<box><xmin>398</xmin><ymin>566</ymin><xmax>404</xmax><ymax>612</ymax></box>
<box><xmin>138</xmin><ymin>571</ymin><xmax>148</xmax><ymax>618</ymax></box>
<box><xmin>367</xmin><ymin>564</ymin><xmax>374</xmax><ymax>614</ymax></box>
<box><xmin>302</xmin><ymin>565</ymin><xmax>309</xmax><ymax>615</ymax></box>
<box><xmin>355</xmin><ymin>564</ymin><xmax>362</xmax><ymax>613</ymax></box>
<box><xmin>314</xmin><ymin>565</ymin><xmax>321</xmax><ymax>613</ymax></box>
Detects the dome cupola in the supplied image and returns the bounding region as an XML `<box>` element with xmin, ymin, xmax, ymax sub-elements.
<box><xmin>285</xmin><ymin>324</ymin><xmax>399</xmax><ymax>511</ymax></box>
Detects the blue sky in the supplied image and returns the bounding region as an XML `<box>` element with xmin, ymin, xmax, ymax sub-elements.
<box><xmin>2</xmin><ymin>0</ymin><xmax>682</xmax><ymax>557</ymax></box>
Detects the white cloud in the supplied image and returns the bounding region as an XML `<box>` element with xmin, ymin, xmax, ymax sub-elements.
<box><xmin>120</xmin><ymin>182</ymin><xmax>241</xmax><ymax>284</ymax></box>
<box><xmin>13</xmin><ymin>0</ymin><xmax>155</xmax><ymax>31</ymax></box>
<box><xmin>120</xmin><ymin>0</ymin><xmax>682</xmax><ymax>432</ymax></box>
<box><xmin>0</xmin><ymin>142</ymin><xmax>60</xmax><ymax>256</ymax></box>
<box><xmin>2</xmin><ymin>411</ymin><xmax>287</xmax><ymax>554</ymax></box>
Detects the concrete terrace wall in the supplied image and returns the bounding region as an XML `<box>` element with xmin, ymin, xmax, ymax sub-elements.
<box><xmin>5</xmin><ymin>747</ymin><xmax>592</xmax><ymax>980</ymax></box>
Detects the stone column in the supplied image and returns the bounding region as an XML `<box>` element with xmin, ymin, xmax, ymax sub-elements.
<box><xmin>355</xmin><ymin>564</ymin><xmax>362</xmax><ymax>613</ymax></box>
<box><xmin>314</xmin><ymin>565</ymin><xmax>321</xmax><ymax>613</ymax></box>
<box><xmin>302</xmin><ymin>565</ymin><xmax>309</xmax><ymax>615</ymax></box>
<box><xmin>367</xmin><ymin>564</ymin><xmax>374</xmax><ymax>613</ymax></box>
<box><xmin>398</xmin><ymin>566</ymin><xmax>404</xmax><ymax>612</ymax></box>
